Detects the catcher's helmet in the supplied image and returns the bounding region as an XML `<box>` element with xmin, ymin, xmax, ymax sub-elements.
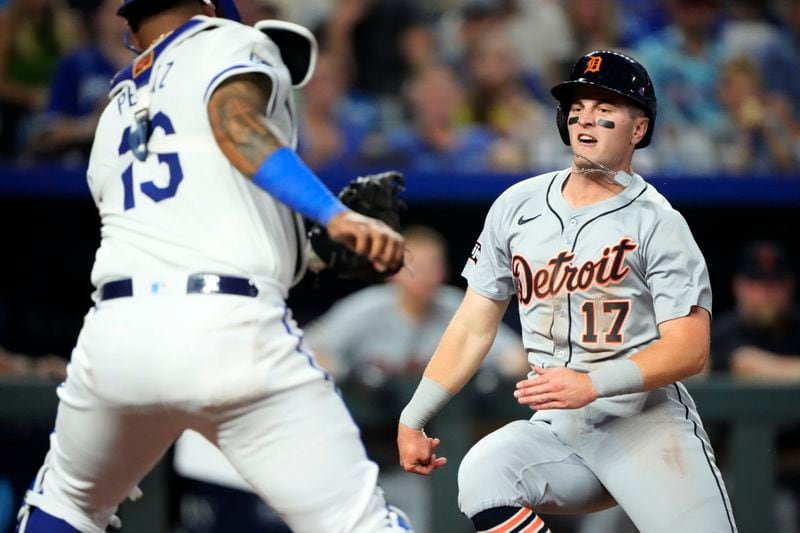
<box><xmin>551</xmin><ymin>50</ymin><xmax>657</xmax><ymax>149</ymax></box>
<box><xmin>256</xmin><ymin>20</ymin><xmax>318</xmax><ymax>88</ymax></box>
<box><xmin>118</xmin><ymin>0</ymin><xmax>241</xmax><ymax>23</ymax></box>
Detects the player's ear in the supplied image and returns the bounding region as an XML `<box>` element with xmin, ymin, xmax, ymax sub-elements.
<box><xmin>128</xmin><ymin>25</ymin><xmax>144</xmax><ymax>52</ymax></box>
<box><xmin>631</xmin><ymin>116</ymin><xmax>649</xmax><ymax>146</ymax></box>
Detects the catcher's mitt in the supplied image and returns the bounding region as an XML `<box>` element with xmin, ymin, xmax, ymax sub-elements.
<box><xmin>309</xmin><ymin>171</ymin><xmax>405</xmax><ymax>281</ymax></box>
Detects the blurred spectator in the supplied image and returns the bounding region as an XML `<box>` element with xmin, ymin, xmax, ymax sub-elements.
<box><xmin>323</xmin><ymin>0</ymin><xmax>435</xmax><ymax>97</ymax></box>
<box><xmin>716</xmin><ymin>55</ymin><xmax>796</xmax><ymax>175</ymax></box>
<box><xmin>0</xmin><ymin>0</ymin><xmax>82</xmax><ymax>158</ymax></box>
<box><xmin>435</xmin><ymin>0</ymin><xmax>505</xmax><ymax>79</ymax></box>
<box><xmin>756</xmin><ymin>0</ymin><xmax>800</xmax><ymax>122</ymax></box>
<box><xmin>635</xmin><ymin>0</ymin><xmax>727</xmax><ymax>174</ymax></box>
<box><xmin>0</xmin><ymin>345</ymin><xmax>66</xmax><ymax>381</ymax></box>
<box><xmin>266</xmin><ymin>0</ymin><xmax>329</xmax><ymax>29</ymax></box>
<box><xmin>710</xmin><ymin>240</ymin><xmax>800</xmax><ymax>531</ymax></box>
<box><xmin>319</xmin><ymin>0</ymin><xmax>438</xmax><ymax>151</ymax></box>
<box><xmin>297</xmin><ymin>53</ymin><xmax>368</xmax><ymax>170</ymax></box>
<box><xmin>304</xmin><ymin>225</ymin><xmax>527</xmax><ymax>533</ymax></box>
<box><xmin>375</xmin><ymin>64</ymin><xmax>500</xmax><ymax>172</ymax></box>
<box><xmin>720</xmin><ymin>0</ymin><xmax>783</xmax><ymax>60</ymax></box>
<box><xmin>499</xmin><ymin>0</ymin><xmax>574</xmax><ymax>88</ymax></box>
<box><xmin>562</xmin><ymin>0</ymin><xmax>621</xmax><ymax>62</ymax></box>
<box><xmin>711</xmin><ymin>240</ymin><xmax>799</xmax><ymax>378</ymax></box>
<box><xmin>616</xmin><ymin>0</ymin><xmax>669</xmax><ymax>47</ymax></box>
<box><xmin>235</xmin><ymin>0</ymin><xmax>280</xmax><ymax>25</ymax></box>
<box><xmin>26</xmin><ymin>0</ymin><xmax>131</xmax><ymax>164</ymax></box>
<box><xmin>466</xmin><ymin>30</ymin><xmax>567</xmax><ymax>171</ymax></box>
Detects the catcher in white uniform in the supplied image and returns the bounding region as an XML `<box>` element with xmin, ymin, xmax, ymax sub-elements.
<box><xmin>15</xmin><ymin>1</ymin><xmax>412</xmax><ymax>532</ymax></box>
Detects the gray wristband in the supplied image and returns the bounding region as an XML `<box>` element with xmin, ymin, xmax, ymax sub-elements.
<box><xmin>399</xmin><ymin>377</ymin><xmax>453</xmax><ymax>430</ymax></box>
<box><xmin>588</xmin><ymin>359</ymin><xmax>644</xmax><ymax>398</ymax></box>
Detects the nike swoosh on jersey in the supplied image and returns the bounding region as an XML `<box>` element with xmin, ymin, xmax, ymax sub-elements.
<box><xmin>518</xmin><ymin>214</ymin><xmax>542</xmax><ymax>225</ymax></box>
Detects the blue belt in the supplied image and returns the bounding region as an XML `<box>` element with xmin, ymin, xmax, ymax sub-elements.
<box><xmin>99</xmin><ymin>274</ymin><xmax>259</xmax><ymax>301</ymax></box>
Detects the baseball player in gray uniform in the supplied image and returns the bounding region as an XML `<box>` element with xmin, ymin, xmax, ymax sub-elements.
<box><xmin>397</xmin><ymin>50</ymin><xmax>737</xmax><ymax>533</ymax></box>
<box><xmin>15</xmin><ymin>1</ymin><xmax>412</xmax><ymax>532</ymax></box>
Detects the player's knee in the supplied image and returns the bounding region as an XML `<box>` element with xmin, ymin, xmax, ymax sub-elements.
<box><xmin>16</xmin><ymin>506</ymin><xmax>80</xmax><ymax>533</ymax></box>
<box><xmin>457</xmin><ymin>439</ymin><xmax>509</xmax><ymax>507</ymax></box>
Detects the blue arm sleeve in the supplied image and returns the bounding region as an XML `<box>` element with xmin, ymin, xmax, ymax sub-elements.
<box><xmin>252</xmin><ymin>147</ymin><xmax>347</xmax><ymax>225</ymax></box>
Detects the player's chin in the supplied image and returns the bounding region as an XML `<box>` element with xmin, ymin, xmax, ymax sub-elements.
<box><xmin>572</xmin><ymin>144</ymin><xmax>602</xmax><ymax>161</ymax></box>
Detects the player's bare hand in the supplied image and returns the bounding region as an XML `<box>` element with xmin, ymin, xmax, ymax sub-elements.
<box><xmin>327</xmin><ymin>211</ymin><xmax>404</xmax><ymax>272</ymax></box>
<box><xmin>397</xmin><ymin>423</ymin><xmax>447</xmax><ymax>476</ymax></box>
<box><xmin>514</xmin><ymin>366</ymin><xmax>597</xmax><ymax>410</ymax></box>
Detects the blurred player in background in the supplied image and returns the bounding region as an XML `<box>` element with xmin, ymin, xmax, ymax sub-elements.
<box><xmin>712</xmin><ymin>240</ymin><xmax>800</xmax><ymax>379</ymax></box>
<box><xmin>711</xmin><ymin>240</ymin><xmax>800</xmax><ymax>530</ymax></box>
<box><xmin>305</xmin><ymin>225</ymin><xmax>527</xmax><ymax>533</ymax></box>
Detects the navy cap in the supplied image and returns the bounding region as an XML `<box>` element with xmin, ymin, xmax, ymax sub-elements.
<box><xmin>737</xmin><ymin>241</ymin><xmax>792</xmax><ymax>280</ymax></box>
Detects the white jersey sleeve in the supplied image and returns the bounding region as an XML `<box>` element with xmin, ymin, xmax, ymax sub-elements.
<box><xmin>201</xmin><ymin>23</ymin><xmax>295</xmax><ymax>144</ymax></box>
<box><xmin>462</xmin><ymin>195</ymin><xmax>515</xmax><ymax>300</ymax></box>
<box><xmin>641</xmin><ymin>208</ymin><xmax>712</xmax><ymax>324</ymax></box>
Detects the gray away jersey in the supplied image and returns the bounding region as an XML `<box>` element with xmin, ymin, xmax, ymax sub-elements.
<box><xmin>462</xmin><ymin>168</ymin><xmax>712</xmax><ymax>372</ymax></box>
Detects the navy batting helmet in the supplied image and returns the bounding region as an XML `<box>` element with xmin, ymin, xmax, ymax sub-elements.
<box><xmin>551</xmin><ymin>50</ymin><xmax>657</xmax><ymax>149</ymax></box>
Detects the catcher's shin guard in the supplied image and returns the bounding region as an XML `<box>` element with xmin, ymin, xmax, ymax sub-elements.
<box><xmin>15</xmin><ymin>507</ymin><xmax>79</xmax><ymax>533</ymax></box>
<box><xmin>387</xmin><ymin>504</ymin><xmax>413</xmax><ymax>531</ymax></box>
<box><xmin>15</xmin><ymin>461</ymin><xmax>80</xmax><ymax>533</ymax></box>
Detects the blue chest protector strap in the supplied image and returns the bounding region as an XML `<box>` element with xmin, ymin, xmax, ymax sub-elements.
<box><xmin>16</xmin><ymin>508</ymin><xmax>79</xmax><ymax>533</ymax></box>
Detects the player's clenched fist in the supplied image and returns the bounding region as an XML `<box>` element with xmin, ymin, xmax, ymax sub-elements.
<box><xmin>327</xmin><ymin>211</ymin><xmax>405</xmax><ymax>273</ymax></box>
<box><xmin>514</xmin><ymin>366</ymin><xmax>598</xmax><ymax>410</ymax></box>
<box><xmin>397</xmin><ymin>423</ymin><xmax>447</xmax><ymax>476</ymax></box>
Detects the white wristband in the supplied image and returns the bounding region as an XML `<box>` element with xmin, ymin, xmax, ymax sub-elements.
<box><xmin>588</xmin><ymin>359</ymin><xmax>644</xmax><ymax>398</ymax></box>
<box><xmin>399</xmin><ymin>377</ymin><xmax>453</xmax><ymax>430</ymax></box>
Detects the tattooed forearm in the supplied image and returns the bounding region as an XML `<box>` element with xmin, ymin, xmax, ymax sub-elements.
<box><xmin>208</xmin><ymin>73</ymin><xmax>282</xmax><ymax>177</ymax></box>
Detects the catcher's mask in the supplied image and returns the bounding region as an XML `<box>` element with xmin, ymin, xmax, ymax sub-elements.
<box><xmin>551</xmin><ymin>49</ymin><xmax>657</xmax><ymax>149</ymax></box>
<box><xmin>116</xmin><ymin>2</ymin><xmax>317</xmax><ymax>88</ymax></box>
<box><xmin>255</xmin><ymin>20</ymin><xmax>318</xmax><ymax>88</ymax></box>
<box><xmin>118</xmin><ymin>0</ymin><xmax>241</xmax><ymax>21</ymax></box>
<box><xmin>118</xmin><ymin>0</ymin><xmax>241</xmax><ymax>52</ymax></box>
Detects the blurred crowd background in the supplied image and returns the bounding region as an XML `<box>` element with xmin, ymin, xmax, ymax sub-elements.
<box><xmin>2</xmin><ymin>0</ymin><xmax>800</xmax><ymax>175</ymax></box>
<box><xmin>0</xmin><ymin>0</ymin><xmax>799</xmax><ymax>532</ymax></box>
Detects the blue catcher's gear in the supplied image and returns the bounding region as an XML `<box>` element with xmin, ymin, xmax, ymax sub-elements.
<box><xmin>213</xmin><ymin>0</ymin><xmax>241</xmax><ymax>21</ymax></box>
<box><xmin>16</xmin><ymin>508</ymin><xmax>80</xmax><ymax>533</ymax></box>
<box><xmin>118</xmin><ymin>0</ymin><xmax>240</xmax><ymax>53</ymax></box>
<box><xmin>387</xmin><ymin>505</ymin><xmax>413</xmax><ymax>531</ymax></box>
